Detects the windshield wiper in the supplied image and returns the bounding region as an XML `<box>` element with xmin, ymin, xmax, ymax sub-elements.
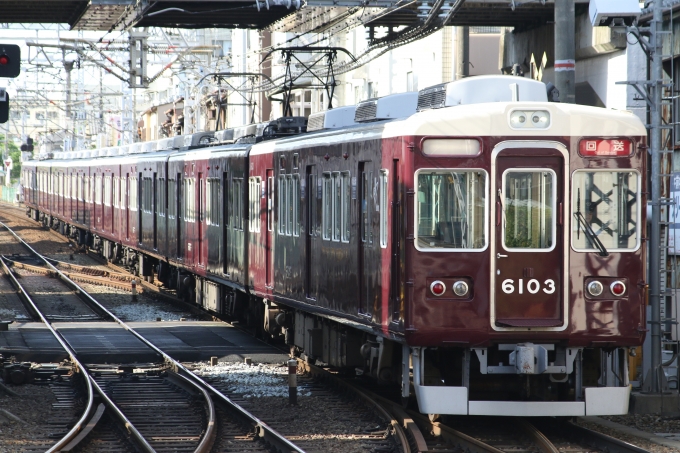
<box><xmin>574</xmin><ymin>188</ymin><xmax>609</xmax><ymax>257</ymax></box>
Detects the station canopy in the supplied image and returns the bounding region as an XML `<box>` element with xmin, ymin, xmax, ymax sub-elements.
<box><xmin>1</xmin><ymin>0</ymin><xmax>590</xmax><ymax>31</ymax></box>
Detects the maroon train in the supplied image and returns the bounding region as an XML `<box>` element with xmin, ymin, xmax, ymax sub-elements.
<box><xmin>23</xmin><ymin>76</ymin><xmax>646</xmax><ymax>416</ymax></box>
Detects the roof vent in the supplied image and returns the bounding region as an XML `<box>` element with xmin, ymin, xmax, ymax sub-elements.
<box><xmin>308</xmin><ymin>106</ymin><xmax>356</xmax><ymax>131</ymax></box>
<box><xmin>355</xmin><ymin>92</ymin><xmax>418</xmax><ymax>123</ymax></box>
<box><xmin>183</xmin><ymin>132</ymin><xmax>215</xmax><ymax>149</ymax></box>
<box><xmin>417</xmin><ymin>75</ymin><xmax>548</xmax><ymax>111</ymax></box>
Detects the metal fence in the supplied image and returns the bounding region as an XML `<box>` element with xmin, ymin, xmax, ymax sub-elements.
<box><xmin>0</xmin><ymin>187</ymin><xmax>18</xmax><ymax>203</ymax></box>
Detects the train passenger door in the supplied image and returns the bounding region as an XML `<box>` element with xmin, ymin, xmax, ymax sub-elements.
<box><xmin>266</xmin><ymin>169</ymin><xmax>275</xmax><ymax>288</ymax></box>
<box><xmin>125</xmin><ymin>174</ymin><xmax>130</xmax><ymax>240</ymax></box>
<box><xmin>491</xmin><ymin>143</ymin><xmax>566</xmax><ymax>330</ymax></box>
<box><xmin>153</xmin><ymin>173</ymin><xmax>158</xmax><ymax>250</ymax></box>
<box><xmin>359</xmin><ymin>162</ymin><xmax>375</xmax><ymax>318</ymax></box>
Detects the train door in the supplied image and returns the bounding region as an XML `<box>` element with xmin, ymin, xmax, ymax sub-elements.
<box><xmin>305</xmin><ymin>165</ymin><xmax>317</xmax><ymax>299</ymax></box>
<box><xmin>266</xmin><ymin>169</ymin><xmax>274</xmax><ymax>288</ymax></box>
<box><xmin>491</xmin><ymin>143</ymin><xmax>566</xmax><ymax>329</ymax></box>
<box><xmin>359</xmin><ymin>161</ymin><xmax>375</xmax><ymax>317</ymax></box>
<box><xmin>177</xmin><ymin>173</ymin><xmax>182</xmax><ymax>260</ymax></box>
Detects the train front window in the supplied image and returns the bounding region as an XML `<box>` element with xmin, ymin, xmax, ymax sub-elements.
<box><xmin>572</xmin><ymin>170</ymin><xmax>640</xmax><ymax>251</ymax></box>
<box><xmin>502</xmin><ymin>170</ymin><xmax>555</xmax><ymax>250</ymax></box>
<box><xmin>416</xmin><ymin>170</ymin><xmax>487</xmax><ymax>250</ymax></box>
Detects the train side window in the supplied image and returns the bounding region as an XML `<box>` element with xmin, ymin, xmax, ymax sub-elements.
<box><xmin>158</xmin><ymin>178</ymin><xmax>166</xmax><ymax>217</ymax></box>
<box><xmin>77</xmin><ymin>175</ymin><xmax>83</xmax><ymax>201</ymax></box>
<box><xmin>332</xmin><ymin>172</ymin><xmax>341</xmax><ymax>241</ymax></box>
<box><xmin>232</xmin><ymin>178</ymin><xmax>243</xmax><ymax>230</ymax></box>
<box><xmin>104</xmin><ymin>176</ymin><xmax>112</xmax><ymax>207</ymax></box>
<box><xmin>415</xmin><ymin>169</ymin><xmax>487</xmax><ymax>251</ymax></box>
<box><xmin>341</xmin><ymin>172</ymin><xmax>350</xmax><ymax>243</ymax></box>
<box><xmin>206</xmin><ymin>179</ymin><xmax>211</xmax><ymax>225</ymax></box>
<box><xmin>167</xmin><ymin>179</ymin><xmax>176</xmax><ymax>218</ymax></box>
<box><xmin>130</xmin><ymin>177</ymin><xmax>138</xmax><ymax>211</ymax></box>
<box><xmin>113</xmin><ymin>177</ymin><xmax>120</xmax><ymax>208</ymax></box>
<box><xmin>286</xmin><ymin>175</ymin><xmax>293</xmax><ymax>235</ymax></box>
<box><xmin>322</xmin><ymin>173</ymin><xmax>332</xmax><ymax>240</ymax></box>
<box><xmin>380</xmin><ymin>169</ymin><xmax>388</xmax><ymax>248</ymax></box>
<box><xmin>308</xmin><ymin>174</ymin><xmax>316</xmax><ymax>237</ymax></box>
<box><xmin>95</xmin><ymin>175</ymin><xmax>102</xmax><ymax>205</ymax></box>
<box><xmin>278</xmin><ymin>176</ymin><xmax>284</xmax><ymax>234</ymax></box>
<box><xmin>71</xmin><ymin>174</ymin><xmax>77</xmax><ymax>199</ymax></box>
<box><xmin>249</xmin><ymin>177</ymin><xmax>261</xmax><ymax>233</ymax></box>
<box><xmin>292</xmin><ymin>174</ymin><xmax>300</xmax><ymax>237</ymax></box>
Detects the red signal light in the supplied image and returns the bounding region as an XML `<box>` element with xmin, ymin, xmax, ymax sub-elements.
<box><xmin>579</xmin><ymin>139</ymin><xmax>632</xmax><ymax>157</ymax></box>
<box><xmin>430</xmin><ymin>281</ymin><xmax>446</xmax><ymax>297</ymax></box>
<box><xmin>0</xmin><ymin>55</ymin><xmax>8</xmax><ymax>65</ymax></box>
<box><xmin>610</xmin><ymin>281</ymin><xmax>626</xmax><ymax>297</ymax></box>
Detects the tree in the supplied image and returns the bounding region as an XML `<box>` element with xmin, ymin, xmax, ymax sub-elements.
<box><xmin>0</xmin><ymin>135</ymin><xmax>21</xmax><ymax>180</ymax></box>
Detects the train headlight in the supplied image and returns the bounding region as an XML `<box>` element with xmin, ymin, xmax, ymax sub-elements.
<box><xmin>452</xmin><ymin>281</ymin><xmax>469</xmax><ymax>297</ymax></box>
<box><xmin>610</xmin><ymin>281</ymin><xmax>626</xmax><ymax>297</ymax></box>
<box><xmin>430</xmin><ymin>281</ymin><xmax>446</xmax><ymax>297</ymax></box>
<box><xmin>587</xmin><ymin>280</ymin><xmax>604</xmax><ymax>297</ymax></box>
<box><xmin>509</xmin><ymin>109</ymin><xmax>551</xmax><ymax>129</ymax></box>
<box><xmin>531</xmin><ymin>111</ymin><xmax>550</xmax><ymax>127</ymax></box>
<box><xmin>510</xmin><ymin>111</ymin><xmax>528</xmax><ymax>127</ymax></box>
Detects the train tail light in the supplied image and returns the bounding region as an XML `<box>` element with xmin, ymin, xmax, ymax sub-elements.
<box><xmin>452</xmin><ymin>281</ymin><xmax>469</xmax><ymax>297</ymax></box>
<box><xmin>587</xmin><ymin>280</ymin><xmax>603</xmax><ymax>297</ymax></box>
<box><xmin>430</xmin><ymin>281</ymin><xmax>446</xmax><ymax>297</ymax></box>
<box><xmin>610</xmin><ymin>281</ymin><xmax>626</xmax><ymax>297</ymax></box>
<box><xmin>579</xmin><ymin>139</ymin><xmax>632</xmax><ymax>157</ymax></box>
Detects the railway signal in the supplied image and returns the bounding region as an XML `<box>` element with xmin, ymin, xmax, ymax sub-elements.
<box><xmin>0</xmin><ymin>44</ymin><xmax>20</xmax><ymax>125</ymax></box>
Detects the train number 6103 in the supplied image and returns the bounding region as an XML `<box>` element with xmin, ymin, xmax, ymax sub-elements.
<box><xmin>501</xmin><ymin>278</ymin><xmax>556</xmax><ymax>295</ymax></box>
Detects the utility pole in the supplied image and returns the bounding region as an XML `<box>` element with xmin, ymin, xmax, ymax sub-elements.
<box><xmin>64</xmin><ymin>60</ymin><xmax>74</xmax><ymax>152</ymax></box>
<box><xmin>554</xmin><ymin>0</ymin><xmax>575</xmax><ymax>103</ymax></box>
<box><xmin>455</xmin><ymin>26</ymin><xmax>469</xmax><ymax>80</ymax></box>
<box><xmin>647</xmin><ymin>0</ymin><xmax>665</xmax><ymax>394</ymax></box>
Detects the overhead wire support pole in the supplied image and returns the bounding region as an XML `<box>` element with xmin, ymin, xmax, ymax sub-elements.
<box><xmin>648</xmin><ymin>0</ymin><xmax>666</xmax><ymax>394</ymax></box>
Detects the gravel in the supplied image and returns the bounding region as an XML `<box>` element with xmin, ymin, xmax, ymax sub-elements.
<box><xmin>0</xmin><ymin>383</ymin><xmax>59</xmax><ymax>452</ymax></box>
<box><xmin>576</xmin><ymin>416</ymin><xmax>680</xmax><ymax>453</ymax></box>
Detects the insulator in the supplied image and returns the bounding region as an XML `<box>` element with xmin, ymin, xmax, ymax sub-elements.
<box><xmin>417</xmin><ymin>1</ymin><xmax>432</xmax><ymax>20</ymax></box>
<box><xmin>439</xmin><ymin>2</ymin><xmax>453</xmax><ymax>19</ymax></box>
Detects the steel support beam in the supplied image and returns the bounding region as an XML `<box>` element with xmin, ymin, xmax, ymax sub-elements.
<box><xmin>554</xmin><ymin>0</ymin><xmax>575</xmax><ymax>103</ymax></box>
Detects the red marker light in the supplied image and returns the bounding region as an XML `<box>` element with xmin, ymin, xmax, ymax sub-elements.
<box><xmin>430</xmin><ymin>281</ymin><xmax>446</xmax><ymax>297</ymax></box>
<box><xmin>610</xmin><ymin>281</ymin><xmax>626</xmax><ymax>297</ymax></box>
<box><xmin>579</xmin><ymin>139</ymin><xmax>632</xmax><ymax>157</ymax></box>
<box><xmin>0</xmin><ymin>55</ymin><xmax>8</xmax><ymax>65</ymax></box>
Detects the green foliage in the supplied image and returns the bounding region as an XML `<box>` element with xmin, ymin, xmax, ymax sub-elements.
<box><xmin>0</xmin><ymin>135</ymin><xmax>21</xmax><ymax>180</ymax></box>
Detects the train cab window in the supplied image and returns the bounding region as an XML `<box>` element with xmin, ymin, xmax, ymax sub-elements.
<box><xmin>503</xmin><ymin>170</ymin><xmax>555</xmax><ymax>250</ymax></box>
<box><xmin>249</xmin><ymin>177</ymin><xmax>261</xmax><ymax>233</ymax></box>
<box><xmin>572</xmin><ymin>170</ymin><xmax>640</xmax><ymax>251</ymax></box>
<box><xmin>416</xmin><ymin>169</ymin><xmax>487</xmax><ymax>251</ymax></box>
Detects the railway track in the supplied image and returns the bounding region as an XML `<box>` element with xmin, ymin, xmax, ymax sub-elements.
<box><xmin>0</xmin><ymin>221</ymin><xmax>306</xmax><ymax>453</ymax></box>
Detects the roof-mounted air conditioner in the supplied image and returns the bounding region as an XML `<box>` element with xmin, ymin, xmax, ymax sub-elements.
<box><xmin>417</xmin><ymin>75</ymin><xmax>548</xmax><ymax>111</ymax></box>
<box><xmin>308</xmin><ymin>106</ymin><xmax>357</xmax><ymax>131</ymax></box>
<box><xmin>354</xmin><ymin>92</ymin><xmax>418</xmax><ymax>123</ymax></box>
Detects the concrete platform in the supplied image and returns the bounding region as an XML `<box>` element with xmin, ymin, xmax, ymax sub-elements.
<box><xmin>0</xmin><ymin>321</ymin><xmax>288</xmax><ymax>365</ymax></box>
<box><xmin>629</xmin><ymin>391</ymin><xmax>680</xmax><ymax>414</ymax></box>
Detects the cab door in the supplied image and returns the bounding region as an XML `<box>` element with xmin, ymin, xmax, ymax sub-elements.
<box><xmin>491</xmin><ymin>143</ymin><xmax>566</xmax><ymax>330</ymax></box>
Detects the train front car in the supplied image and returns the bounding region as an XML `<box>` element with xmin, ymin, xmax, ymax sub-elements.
<box><xmin>398</xmin><ymin>76</ymin><xmax>646</xmax><ymax>416</ymax></box>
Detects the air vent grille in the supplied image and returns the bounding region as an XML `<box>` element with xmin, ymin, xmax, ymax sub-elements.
<box><xmin>307</xmin><ymin>112</ymin><xmax>326</xmax><ymax>131</ymax></box>
<box><xmin>417</xmin><ymin>83</ymin><xmax>447</xmax><ymax>111</ymax></box>
<box><xmin>354</xmin><ymin>100</ymin><xmax>378</xmax><ymax>122</ymax></box>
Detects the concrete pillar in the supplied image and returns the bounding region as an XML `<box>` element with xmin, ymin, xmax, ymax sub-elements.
<box><xmin>554</xmin><ymin>0</ymin><xmax>575</xmax><ymax>103</ymax></box>
<box><xmin>455</xmin><ymin>26</ymin><xmax>469</xmax><ymax>80</ymax></box>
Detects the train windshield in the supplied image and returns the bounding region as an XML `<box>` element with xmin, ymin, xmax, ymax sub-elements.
<box><xmin>416</xmin><ymin>170</ymin><xmax>486</xmax><ymax>250</ymax></box>
<box><xmin>571</xmin><ymin>170</ymin><xmax>640</xmax><ymax>251</ymax></box>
